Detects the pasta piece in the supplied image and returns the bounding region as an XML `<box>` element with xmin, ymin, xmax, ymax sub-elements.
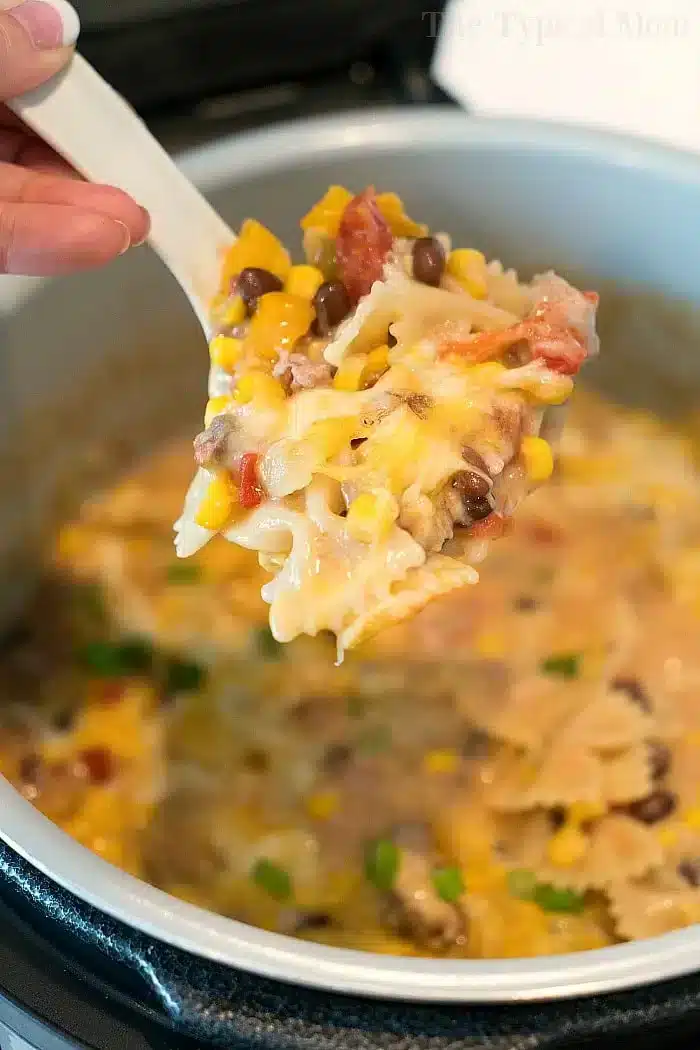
<box><xmin>585</xmin><ymin>815</ymin><xmax>664</xmax><ymax>886</ymax></box>
<box><xmin>458</xmin><ymin>675</ymin><xmax>585</xmax><ymax>751</ymax></box>
<box><xmin>487</xmin><ymin>742</ymin><xmax>603</xmax><ymax>811</ymax></box>
<box><xmin>338</xmin><ymin>555</ymin><xmax>479</xmax><ymax>653</ymax></box>
<box><xmin>599</xmin><ymin>745</ymin><xmax>653</xmax><ymax>805</ymax></box>
<box><xmin>526</xmin><ymin>744</ymin><xmax>605</xmax><ymax>809</ymax></box>
<box><xmin>561</xmin><ymin>690</ymin><xmax>653</xmax><ymax>751</ymax></box>
<box><xmin>489</xmin><ymin>739</ymin><xmax>656</xmax><ymax>813</ymax></box>
<box><xmin>608</xmin><ymin>877</ymin><xmax>700</xmax><ymax>941</ymax></box>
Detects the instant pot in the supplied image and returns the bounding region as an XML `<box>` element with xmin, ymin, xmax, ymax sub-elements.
<box><xmin>3</xmin><ymin>19</ymin><xmax>700</xmax><ymax>1048</ymax></box>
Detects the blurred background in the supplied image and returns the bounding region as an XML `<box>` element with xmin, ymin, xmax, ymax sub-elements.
<box><xmin>71</xmin><ymin>0</ymin><xmax>452</xmax><ymax>150</ymax></box>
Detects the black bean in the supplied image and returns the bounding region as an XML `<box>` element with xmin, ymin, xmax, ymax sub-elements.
<box><xmin>236</xmin><ymin>267</ymin><xmax>283</xmax><ymax>311</ymax></box>
<box><xmin>452</xmin><ymin>469</ymin><xmax>491</xmax><ymax>501</ymax></box>
<box><xmin>76</xmin><ymin>747</ymin><xmax>115</xmax><ymax>786</ymax></box>
<box><xmin>312</xmin><ymin>280</ymin><xmax>351</xmax><ymax>335</ymax></box>
<box><xmin>387</xmin><ymin>329</ymin><xmax>397</xmax><ymax>348</ymax></box>
<box><xmin>294</xmin><ymin>912</ymin><xmax>333</xmax><ymax>933</ymax></box>
<box><xmin>322</xmin><ymin>743</ymin><xmax>353</xmax><ymax>774</ymax></box>
<box><xmin>412</xmin><ymin>236</ymin><xmax>446</xmax><ymax>287</ymax></box>
<box><xmin>462</xmin><ymin>729</ymin><xmax>490</xmax><ymax>759</ymax></box>
<box><xmin>678</xmin><ymin>858</ymin><xmax>700</xmax><ymax>888</ymax></box>
<box><xmin>624</xmin><ymin>790</ymin><xmax>677</xmax><ymax>825</ymax></box>
<box><xmin>0</xmin><ymin>623</ymin><xmax>32</xmax><ymax>653</ymax></box>
<box><xmin>502</xmin><ymin>339</ymin><xmax>532</xmax><ymax>368</ymax></box>
<box><xmin>243</xmin><ymin>748</ymin><xmax>269</xmax><ymax>773</ymax></box>
<box><xmin>456</xmin><ymin>492</ymin><xmax>494</xmax><ymax>523</ymax></box>
<box><xmin>647</xmin><ymin>740</ymin><xmax>672</xmax><ymax>781</ymax></box>
<box><xmin>515</xmin><ymin>595</ymin><xmax>540</xmax><ymax>613</ymax></box>
<box><xmin>549</xmin><ymin>807</ymin><xmax>567</xmax><ymax>831</ymax></box>
<box><xmin>52</xmin><ymin>708</ymin><xmax>76</xmax><ymax>732</ymax></box>
<box><xmin>610</xmin><ymin>676</ymin><xmax>652</xmax><ymax>713</ymax></box>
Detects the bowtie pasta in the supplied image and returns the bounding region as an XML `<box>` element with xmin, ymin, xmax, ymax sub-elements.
<box><xmin>175</xmin><ymin>188</ymin><xmax>599</xmax><ymax>655</ymax></box>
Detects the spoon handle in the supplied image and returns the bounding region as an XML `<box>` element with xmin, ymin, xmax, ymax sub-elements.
<box><xmin>9</xmin><ymin>53</ymin><xmax>234</xmax><ymax>331</ymax></box>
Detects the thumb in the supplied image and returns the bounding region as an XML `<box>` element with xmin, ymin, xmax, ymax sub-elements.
<box><xmin>0</xmin><ymin>0</ymin><xmax>80</xmax><ymax>101</ymax></box>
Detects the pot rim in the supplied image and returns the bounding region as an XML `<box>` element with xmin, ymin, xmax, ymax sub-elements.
<box><xmin>3</xmin><ymin>107</ymin><xmax>700</xmax><ymax>1002</ymax></box>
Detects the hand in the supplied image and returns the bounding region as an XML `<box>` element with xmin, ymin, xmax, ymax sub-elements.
<box><xmin>0</xmin><ymin>0</ymin><xmax>150</xmax><ymax>276</ymax></box>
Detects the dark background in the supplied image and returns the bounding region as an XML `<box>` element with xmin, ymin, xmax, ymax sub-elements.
<box><xmin>69</xmin><ymin>0</ymin><xmax>451</xmax><ymax>149</ymax></box>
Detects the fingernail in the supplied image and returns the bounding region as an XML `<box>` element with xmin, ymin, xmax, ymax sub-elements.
<box><xmin>114</xmin><ymin>221</ymin><xmax>132</xmax><ymax>256</ymax></box>
<box><xmin>132</xmin><ymin>206</ymin><xmax>151</xmax><ymax>248</ymax></box>
<box><xmin>7</xmin><ymin>0</ymin><xmax>81</xmax><ymax>49</ymax></box>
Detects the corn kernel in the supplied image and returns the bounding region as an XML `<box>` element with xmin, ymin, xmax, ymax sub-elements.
<box><xmin>465</xmin><ymin>862</ymin><xmax>506</xmax><ymax>894</ymax></box>
<box><xmin>375</xmin><ymin>192</ymin><xmax>428</xmax><ymax>238</ymax></box>
<box><xmin>658</xmin><ymin>825</ymin><xmax>680</xmax><ymax>849</ymax></box>
<box><xmin>521</xmin><ymin>436</ymin><xmax>554</xmax><ymax>483</ymax></box>
<box><xmin>308</xmin><ymin>418</ymin><xmax>356</xmax><ymax>458</ymax></box>
<box><xmin>423</xmin><ymin>749</ymin><xmax>459</xmax><ymax>775</ymax></box>
<box><xmin>209</xmin><ymin>335</ymin><xmax>244</xmax><ymax>372</ymax></box>
<box><xmin>466</xmin><ymin>362</ymin><xmax>507</xmax><ymax>384</ymax></box>
<box><xmin>306</xmin><ymin>791</ymin><xmax>339</xmax><ymax>821</ymax></box>
<box><xmin>56</xmin><ymin>525</ymin><xmax>89</xmax><ymax>561</ymax></box>
<box><xmin>301</xmin><ymin>186</ymin><xmax>353</xmax><ymax>236</ymax></box>
<box><xmin>194</xmin><ymin>472</ymin><xmax>239</xmax><ymax>530</ymax></box>
<box><xmin>346</xmin><ymin>490</ymin><xmax>398</xmax><ymax>544</ymax></box>
<box><xmin>568</xmin><ymin>801</ymin><xmax>606</xmax><ymax>826</ymax></box>
<box><xmin>518</xmin><ymin>761</ymin><xmax>538</xmax><ymax>786</ymax></box>
<box><xmin>362</xmin><ymin>345</ymin><xmax>390</xmax><ymax>387</ymax></box>
<box><xmin>333</xmin><ymin>354</ymin><xmax>368</xmax><ymax>392</ymax></box>
<box><xmin>447</xmin><ymin>249</ymin><xmax>488</xmax><ymax>299</ymax></box>
<box><xmin>474</xmin><ymin>629</ymin><xmax>507</xmax><ymax>659</ymax></box>
<box><xmin>233</xmin><ymin>372</ymin><xmax>286</xmax><ymax>406</ymax></box>
<box><xmin>204</xmin><ymin>395</ymin><xmax>233</xmax><ymax>427</ymax></box>
<box><xmin>531</xmin><ymin>374</ymin><xmax>574</xmax><ymax>405</ymax></box>
<box><xmin>220</xmin><ymin>219</ymin><xmax>291</xmax><ymax>292</ymax></box>
<box><xmin>285</xmin><ymin>264</ymin><xmax>325</xmax><ymax>301</ymax></box>
<box><xmin>547</xmin><ymin>825</ymin><xmax>588</xmax><ymax>868</ymax></box>
<box><xmin>684</xmin><ymin>807</ymin><xmax>700</xmax><ymax>832</ymax></box>
<box><xmin>221</xmin><ymin>295</ymin><xmax>247</xmax><ymax>327</ymax></box>
<box><xmin>246</xmin><ymin>292</ymin><xmax>315</xmax><ymax>361</ymax></box>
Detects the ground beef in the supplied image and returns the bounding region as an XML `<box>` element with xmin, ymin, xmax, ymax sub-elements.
<box><xmin>273</xmin><ymin>351</ymin><xmax>333</xmax><ymax>393</ymax></box>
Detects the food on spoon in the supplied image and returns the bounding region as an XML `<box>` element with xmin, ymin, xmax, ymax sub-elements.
<box><xmin>175</xmin><ymin>187</ymin><xmax>599</xmax><ymax>655</ymax></box>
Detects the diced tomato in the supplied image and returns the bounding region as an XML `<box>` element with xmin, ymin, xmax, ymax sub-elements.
<box><xmin>440</xmin><ymin>327</ymin><xmax>518</xmax><ymax>365</ymax></box>
<box><xmin>239</xmin><ymin>452</ymin><xmax>265</xmax><ymax>509</ymax></box>
<box><xmin>440</xmin><ymin>303</ymin><xmax>588</xmax><ymax>376</ymax></box>
<box><xmin>468</xmin><ymin>512</ymin><xmax>511</xmax><ymax>540</ymax></box>
<box><xmin>525</xmin><ymin>303</ymin><xmax>588</xmax><ymax>376</ymax></box>
<box><xmin>335</xmin><ymin>187</ymin><xmax>393</xmax><ymax>303</ymax></box>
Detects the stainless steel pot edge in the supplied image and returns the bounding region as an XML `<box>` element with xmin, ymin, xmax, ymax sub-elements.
<box><xmin>2</xmin><ymin>776</ymin><xmax>700</xmax><ymax>1003</ymax></box>
<box><xmin>2</xmin><ymin>108</ymin><xmax>700</xmax><ymax>1002</ymax></box>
